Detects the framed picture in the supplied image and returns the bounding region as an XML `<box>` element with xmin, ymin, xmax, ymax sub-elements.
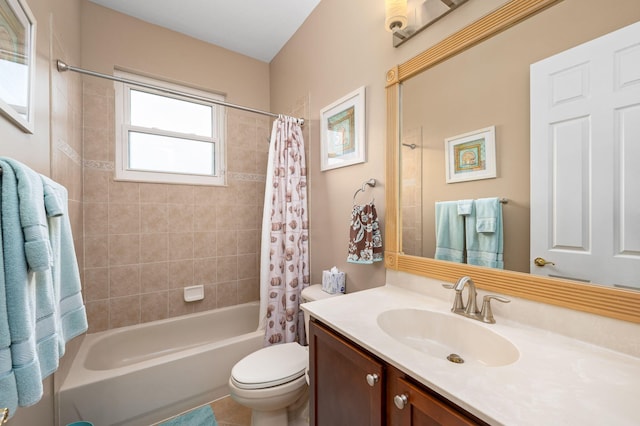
<box><xmin>320</xmin><ymin>86</ymin><xmax>365</xmax><ymax>171</ymax></box>
<box><xmin>444</xmin><ymin>125</ymin><xmax>496</xmax><ymax>183</ymax></box>
<box><xmin>0</xmin><ymin>0</ymin><xmax>36</xmax><ymax>133</ymax></box>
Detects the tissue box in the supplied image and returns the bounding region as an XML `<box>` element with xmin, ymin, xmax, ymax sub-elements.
<box><xmin>322</xmin><ymin>269</ymin><xmax>345</xmax><ymax>294</ymax></box>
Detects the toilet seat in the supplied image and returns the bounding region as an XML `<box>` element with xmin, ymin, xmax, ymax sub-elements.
<box><xmin>231</xmin><ymin>343</ymin><xmax>308</xmax><ymax>390</ymax></box>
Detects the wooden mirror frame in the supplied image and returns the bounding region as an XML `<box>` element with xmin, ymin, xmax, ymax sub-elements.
<box><xmin>384</xmin><ymin>0</ymin><xmax>640</xmax><ymax>324</ymax></box>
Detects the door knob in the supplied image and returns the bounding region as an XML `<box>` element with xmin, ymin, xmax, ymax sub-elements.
<box><xmin>394</xmin><ymin>394</ymin><xmax>409</xmax><ymax>409</ymax></box>
<box><xmin>365</xmin><ymin>373</ymin><xmax>379</xmax><ymax>387</ymax></box>
<box><xmin>534</xmin><ymin>257</ymin><xmax>555</xmax><ymax>267</ymax></box>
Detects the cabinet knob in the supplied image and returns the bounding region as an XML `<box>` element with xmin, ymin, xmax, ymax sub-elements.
<box><xmin>394</xmin><ymin>394</ymin><xmax>409</xmax><ymax>410</ymax></box>
<box><xmin>365</xmin><ymin>373</ymin><xmax>379</xmax><ymax>387</ymax></box>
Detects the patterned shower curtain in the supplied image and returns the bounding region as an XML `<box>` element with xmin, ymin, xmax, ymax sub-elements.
<box><xmin>259</xmin><ymin>115</ymin><xmax>310</xmax><ymax>346</ymax></box>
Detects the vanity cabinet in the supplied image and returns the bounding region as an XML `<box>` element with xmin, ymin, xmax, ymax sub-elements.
<box><xmin>309</xmin><ymin>319</ymin><xmax>384</xmax><ymax>425</ymax></box>
<box><xmin>309</xmin><ymin>320</ymin><xmax>487</xmax><ymax>426</ymax></box>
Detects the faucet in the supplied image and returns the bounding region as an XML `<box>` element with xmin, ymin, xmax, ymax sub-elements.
<box><xmin>443</xmin><ymin>276</ymin><xmax>510</xmax><ymax>323</ymax></box>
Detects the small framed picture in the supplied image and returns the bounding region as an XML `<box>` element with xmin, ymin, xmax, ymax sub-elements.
<box><xmin>0</xmin><ymin>0</ymin><xmax>36</xmax><ymax>133</ymax></box>
<box><xmin>320</xmin><ymin>86</ymin><xmax>366</xmax><ymax>171</ymax></box>
<box><xmin>444</xmin><ymin>125</ymin><xmax>496</xmax><ymax>183</ymax></box>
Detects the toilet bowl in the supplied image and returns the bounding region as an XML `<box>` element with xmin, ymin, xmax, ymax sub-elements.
<box><xmin>228</xmin><ymin>284</ymin><xmax>340</xmax><ymax>426</ymax></box>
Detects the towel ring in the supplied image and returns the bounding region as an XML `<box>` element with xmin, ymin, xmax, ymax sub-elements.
<box><xmin>353</xmin><ymin>178</ymin><xmax>376</xmax><ymax>203</ymax></box>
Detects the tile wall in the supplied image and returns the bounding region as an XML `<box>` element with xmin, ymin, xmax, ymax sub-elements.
<box><xmin>81</xmin><ymin>77</ymin><xmax>283</xmax><ymax>332</ymax></box>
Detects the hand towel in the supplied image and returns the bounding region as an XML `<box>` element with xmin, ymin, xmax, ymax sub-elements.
<box><xmin>41</xmin><ymin>176</ymin><xmax>88</xmax><ymax>347</ymax></box>
<box><xmin>434</xmin><ymin>201</ymin><xmax>465</xmax><ymax>263</ymax></box>
<box><xmin>466</xmin><ymin>197</ymin><xmax>504</xmax><ymax>269</ymax></box>
<box><xmin>457</xmin><ymin>199</ymin><xmax>473</xmax><ymax>216</ymax></box>
<box><xmin>475</xmin><ymin>197</ymin><xmax>498</xmax><ymax>233</ymax></box>
<box><xmin>347</xmin><ymin>202</ymin><xmax>383</xmax><ymax>264</ymax></box>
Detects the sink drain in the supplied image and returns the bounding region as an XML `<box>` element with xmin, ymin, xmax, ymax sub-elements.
<box><xmin>447</xmin><ymin>353</ymin><xmax>464</xmax><ymax>364</ymax></box>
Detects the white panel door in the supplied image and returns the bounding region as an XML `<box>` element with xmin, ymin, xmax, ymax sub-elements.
<box><xmin>530</xmin><ymin>21</ymin><xmax>640</xmax><ymax>289</ymax></box>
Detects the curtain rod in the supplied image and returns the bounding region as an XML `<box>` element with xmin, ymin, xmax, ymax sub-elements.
<box><xmin>56</xmin><ymin>60</ymin><xmax>304</xmax><ymax>125</ymax></box>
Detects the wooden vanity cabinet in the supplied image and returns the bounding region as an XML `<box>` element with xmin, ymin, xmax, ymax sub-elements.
<box><xmin>309</xmin><ymin>319</ymin><xmax>385</xmax><ymax>425</ymax></box>
<box><xmin>309</xmin><ymin>320</ymin><xmax>488</xmax><ymax>426</ymax></box>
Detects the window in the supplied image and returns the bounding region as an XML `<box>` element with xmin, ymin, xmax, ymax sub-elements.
<box><xmin>114</xmin><ymin>71</ymin><xmax>226</xmax><ymax>185</ymax></box>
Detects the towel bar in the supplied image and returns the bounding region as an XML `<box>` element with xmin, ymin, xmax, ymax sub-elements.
<box><xmin>353</xmin><ymin>178</ymin><xmax>376</xmax><ymax>203</ymax></box>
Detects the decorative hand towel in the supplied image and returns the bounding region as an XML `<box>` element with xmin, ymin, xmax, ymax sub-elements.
<box><xmin>347</xmin><ymin>202</ymin><xmax>383</xmax><ymax>264</ymax></box>
<box><xmin>434</xmin><ymin>201</ymin><xmax>465</xmax><ymax>263</ymax></box>
<box><xmin>466</xmin><ymin>197</ymin><xmax>504</xmax><ymax>269</ymax></box>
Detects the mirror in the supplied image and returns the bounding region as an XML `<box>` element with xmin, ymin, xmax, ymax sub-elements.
<box><xmin>385</xmin><ymin>0</ymin><xmax>640</xmax><ymax>323</ymax></box>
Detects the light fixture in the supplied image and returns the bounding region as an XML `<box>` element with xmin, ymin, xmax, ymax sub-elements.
<box><xmin>386</xmin><ymin>0</ymin><xmax>470</xmax><ymax>47</ymax></box>
<box><xmin>385</xmin><ymin>0</ymin><xmax>408</xmax><ymax>32</ymax></box>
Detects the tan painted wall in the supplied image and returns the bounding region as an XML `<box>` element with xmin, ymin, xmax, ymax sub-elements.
<box><xmin>271</xmin><ymin>0</ymin><xmax>640</xmax><ymax>288</ymax></box>
<box><xmin>269</xmin><ymin>0</ymin><xmax>508</xmax><ymax>292</ymax></box>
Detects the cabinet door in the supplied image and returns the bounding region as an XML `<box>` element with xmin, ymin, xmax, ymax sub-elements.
<box><xmin>389</xmin><ymin>375</ymin><xmax>485</xmax><ymax>426</ymax></box>
<box><xmin>309</xmin><ymin>321</ymin><xmax>384</xmax><ymax>426</ymax></box>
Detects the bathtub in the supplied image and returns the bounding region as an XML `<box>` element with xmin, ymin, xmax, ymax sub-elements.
<box><xmin>58</xmin><ymin>302</ymin><xmax>263</xmax><ymax>426</ymax></box>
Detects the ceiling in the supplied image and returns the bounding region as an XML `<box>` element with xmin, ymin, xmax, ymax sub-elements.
<box><xmin>88</xmin><ymin>0</ymin><xmax>322</xmax><ymax>63</ymax></box>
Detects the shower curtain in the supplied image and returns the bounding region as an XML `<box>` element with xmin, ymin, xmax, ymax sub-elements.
<box><xmin>259</xmin><ymin>115</ymin><xmax>309</xmax><ymax>346</ymax></box>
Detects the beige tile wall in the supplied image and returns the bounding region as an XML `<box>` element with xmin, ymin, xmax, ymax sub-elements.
<box><xmin>82</xmin><ymin>78</ymin><xmax>271</xmax><ymax>332</ymax></box>
<box><xmin>51</xmin><ymin>34</ymin><xmax>84</xmax><ymax>280</ymax></box>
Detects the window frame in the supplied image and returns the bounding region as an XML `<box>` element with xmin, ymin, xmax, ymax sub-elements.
<box><xmin>114</xmin><ymin>70</ymin><xmax>226</xmax><ymax>186</ymax></box>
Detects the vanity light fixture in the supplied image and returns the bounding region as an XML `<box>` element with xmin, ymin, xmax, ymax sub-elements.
<box><xmin>385</xmin><ymin>0</ymin><xmax>408</xmax><ymax>32</ymax></box>
<box><xmin>387</xmin><ymin>0</ymin><xmax>469</xmax><ymax>47</ymax></box>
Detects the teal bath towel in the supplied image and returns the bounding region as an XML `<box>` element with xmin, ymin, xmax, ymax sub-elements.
<box><xmin>0</xmin><ymin>158</ymin><xmax>88</xmax><ymax>418</ymax></box>
<box><xmin>159</xmin><ymin>405</ymin><xmax>218</xmax><ymax>426</ymax></box>
<box><xmin>466</xmin><ymin>197</ymin><xmax>504</xmax><ymax>269</ymax></box>
<box><xmin>0</xmin><ymin>159</ymin><xmax>44</xmax><ymax>409</ymax></box>
<box><xmin>434</xmin><ymin>201</ymin><xmax>465</xmax><ymax>263</ymax></box>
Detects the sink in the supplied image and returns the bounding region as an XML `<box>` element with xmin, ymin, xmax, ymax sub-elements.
<box><xmin>377</xmin><ymin>309</ymin><xmax>519</xmax><ymax>367</ymax></box>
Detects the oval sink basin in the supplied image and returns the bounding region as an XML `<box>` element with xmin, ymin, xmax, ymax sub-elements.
<box><xmin>377</xmin><ymin>309</ymin><xmax>519</xmax><ymax>367</ymax></box>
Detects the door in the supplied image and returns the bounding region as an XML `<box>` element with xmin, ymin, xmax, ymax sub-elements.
<box><xmin>530</xmin><ymin>21</ymin><xmax>640</xmax><ymax>289</ymax></box>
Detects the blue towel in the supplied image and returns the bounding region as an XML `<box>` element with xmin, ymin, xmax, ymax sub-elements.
<box><xmin>0</xmin><ymin>159</ymin><xmax>44</xmax><ymax>409</ymax></box>
<box><xmin>0</xmin><ymin>158</ymin><xmax>52</xmax><ymax>272</ymax></box>
<box><xmin>0</xmin><ymin>158</ymin><xmax>88</xmax><ymax>418</ymax></box>
<box><xmin>466</xmin><ymin>197</ymin><xmax>504</xmax><ymax>269</ymax></box>
<box><xmin>159</xmin><ymin>405</ymin><xmax>218</xmax><ymax>426</ymax></box>
<box><xmin>41</xmin><ymin>176</ymin><xmax>87</xmax><ymax>347</ymax></box>
<box><xmin>457</xmin><ymin>199</ymin><xmax>473</xmax><ymax>216</ymax></box>
<box><xmin>0</xmin><ymin>177</ymin><xmax>19</xmax><ymax>416</ymax></box>
<box><xmin>434</xmin><ymin>201</ymin><xmax>465</xmax><ymax>263</ymax></box>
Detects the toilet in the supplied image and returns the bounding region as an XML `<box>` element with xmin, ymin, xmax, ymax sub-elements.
<box><xmin>228</xmin><ymin>284</ymin><xmax>340</xmax><ymax>426</ymax></box>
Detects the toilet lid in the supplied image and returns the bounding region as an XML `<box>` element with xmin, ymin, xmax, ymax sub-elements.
<box><xmin>231</xmin><ymin>343</ymin><xmax>308</xmax><ymax>390</ymax></box>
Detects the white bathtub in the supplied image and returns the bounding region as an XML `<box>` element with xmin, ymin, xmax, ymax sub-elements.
<box><xmin>58</xmin><ymin>302</ymin><xmax>263</xmax><ymax>426</ymax></box>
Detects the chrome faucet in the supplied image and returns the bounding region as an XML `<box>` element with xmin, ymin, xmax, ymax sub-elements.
<box><xmin>443</xmin><ymin>276</ymin><xmax>510</xmax><ymax>323</ymax></box>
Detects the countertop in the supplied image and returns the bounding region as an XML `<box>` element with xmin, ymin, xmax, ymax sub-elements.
<box><xmin>301</xmin><ymin>284</ymin><xmax>640</xmax><ymax>426</ymax></box>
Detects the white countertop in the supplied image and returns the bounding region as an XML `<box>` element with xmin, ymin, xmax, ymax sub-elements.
<box><xmin>301</xmin><ymin>284</ymin><xmax>640</xmax><ymax>426</ymax></box>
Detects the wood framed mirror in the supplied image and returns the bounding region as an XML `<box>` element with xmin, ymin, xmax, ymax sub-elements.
<box><xmin>384</xmin><ymin>0</ymin><xmax>640</xmax><ymax>324</ymax></box>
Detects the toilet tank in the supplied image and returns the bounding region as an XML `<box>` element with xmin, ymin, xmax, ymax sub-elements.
<box><xmin>301</xmin><ymin>284</ymin><xmax>342</xmax><ymax>341</ymax></box>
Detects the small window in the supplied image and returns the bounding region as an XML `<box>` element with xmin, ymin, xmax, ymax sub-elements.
<box><xmin>114</xmin><ymin>71</ymin><xmax>226</xmax><ymax>185</ymax></box>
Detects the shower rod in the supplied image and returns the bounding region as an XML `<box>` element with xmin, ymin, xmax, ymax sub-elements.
<box><xmin>56</xmin><ymin>60</ymin><xmax>304</xmax><ymax>125</ymax></box>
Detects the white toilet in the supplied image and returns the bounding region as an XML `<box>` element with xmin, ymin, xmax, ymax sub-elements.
<box><xmin>228</xmin><ymin>284</ymin><xmax>340</xmax><ymax>426</ymax></box>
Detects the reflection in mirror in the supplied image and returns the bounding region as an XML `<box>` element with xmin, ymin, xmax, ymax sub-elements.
<box><xmin>399</xmin><ymin>0</ymin><xmax>640</xmax><ymax>289</ymax></box>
